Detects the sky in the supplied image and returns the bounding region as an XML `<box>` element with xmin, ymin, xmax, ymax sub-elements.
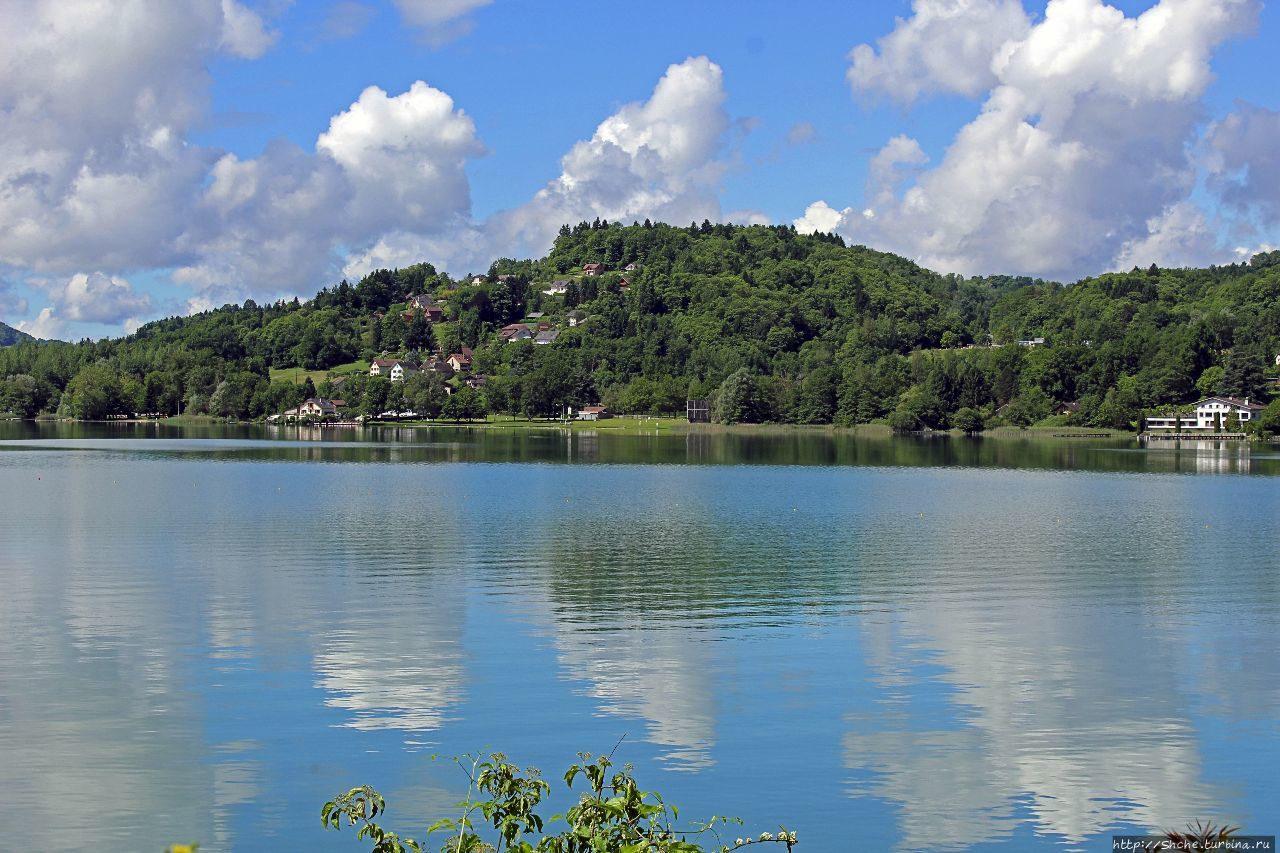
<box><xmin>1</xmin><ymin>0</ymin><xmax>1278</xmax><ymax>341</ymax></box>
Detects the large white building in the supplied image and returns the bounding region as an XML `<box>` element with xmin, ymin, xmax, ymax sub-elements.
<box><xmin>1145</xmin><ymin>396</ymin><xmax>1265</xmax><ymax>431</ymax></box>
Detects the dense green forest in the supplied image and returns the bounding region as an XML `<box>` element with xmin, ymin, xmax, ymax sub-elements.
<box><xmin>2</xmin><ymin>221</ymin><xmax>1279</xmax><ymax>433</ymax></box>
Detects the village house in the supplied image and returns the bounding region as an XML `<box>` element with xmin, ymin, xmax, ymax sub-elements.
<box><xmin>617</xmin><ymin>277</ymin><xmax>630</xmax><ymax>290</ymax></box>
<box><xmin>567</xmin><ymin>309</ymin><xmax>587</xmax><ymax>327</ymax></box>
<box><xmin>407</xmin><ymin>295</ymin><xmax>444</xmax><ymax>321</ymax></box>
<box><xmin>1144</xmin><ymin>396</ymin><xmax>1265</xmax><ymax>431</ymax></box>
<box><xmin>447</xmin><ymin>348</ymin><xmax>472</xmax><ymax>373</ymax></box>
<box><xmin>534</xmin><ymin>329</ymin><xmax>559</xmax><ymax>345</ymax></box>
<box><xmin>464</xmin><ymin>375</ymin><xmax>487</xmax><ymax>389</ymax></box>
<box><xmin>543</xmin><ymin>280</ymin><xmax>571</xmax><ymax>295</ymax></box>
<box><xmin>1017</xmin><ymin>337</ymin><xmax>1046</xmax><ymax>348</ymax></box>
<box><xmin>500</xmin><ymin>323</ymin><xmax>534</xmax><ymax>342</ymax></box>
<box><xmin>299</xmin><ymin>398</ymin><xmax>341</xmax><ymax>418</ymax></box>
<box><xmin>624</xmin><ymin>262</ymin><xmax>638</xmax><ymax>272</ymax></box>
<box><xmin>420</xmin><ymin>356</ymin><xmax>455</xmax><ymax>378</ymax></box>
<box><xmin>368</xmin><ymin>357</ymin><xmax>398</xmax><ymax>377</ymax></box>
<box><xmin>471</xmin><ymin>275</ymin><xmax>486</xmax><ymax>285</ymax></box>
<box><xmin>577</xmin><ymin>405</ymin><xmax>610</xmax><ymax>421</ymax></box>
<box><xmin>389</xmin><ymin>361</ymin><xmax>417</xmax><ymax>382</ymax></box>
<box><xmin>273</xmin><ymin>397</ymin><xmax>344</xmax><ymax>421</ymax></box>
<box><xmin>369</xmin><ymin>358</ymin><xmax>416</xmax><ymax>381</ymax></box>
<box><xmin>582</xmin><ymin>263</ymin><xmax>604</xmax><ymax>276</ymax></box>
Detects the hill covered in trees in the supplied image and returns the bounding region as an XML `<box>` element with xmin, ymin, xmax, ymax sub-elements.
<box><xmin>0</xmin><ymin>321</ymin><xmax>34</xmax><ymax>347</ymax></box>
<box><xmin>1</xmin><ymin>221</ymin><xmax>1278</xmax><ymax>432</ymax></box>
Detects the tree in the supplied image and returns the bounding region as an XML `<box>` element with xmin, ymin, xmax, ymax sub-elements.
<box><xmin>403</xmin><ymin>374</ymin><xmax>447</xmax><ymax>419</ymax></box>
<box><xmin>62</xmin><ymin>363</ymin><xmax>129</xmax><ymax>420</ymax></box>
<box><xmin>886</xmin><ymin>406</ymin><xmax>921</xmax><ymax>432</ymax></box>
<box><xmin>952</xmin><ymin>407</ymin><xmax>984</xmax><ymax>433</ymax></box>
<box><xmin>360</xmin><ymin>377</ymin><xmax>392</xmax><ymax>419</ymax></box>
<box><xmin>1195</xmin><ymin>365</ymin><xmax>1225</xmax><ymax>398</ymax></box>
<box><xmin>1005</xmin><ymin>386</ymin><xmax>1053</xmax><ymax>427</ymax></box>
<box><xmin>1221</xmin><ymin>346</ymin><xmax>1267</xmax><ymax>400</ymax></box>
<box><xmin>404</xmin><ymin>311</ymin><xmax>435</xmax><ymax>351</ymax></box>
<box><xmin>713</xmin><ymin>368</ymin><xmax>767</xmax><ymax>424</ymax></box>
<box><xmin>441</xmin><ymin>386</ymin><xmax>486</xmax><ymax>421</ymax></box>
<box><xmin>1256</xmin><ymin>399</ymin><xmax>1280</xmax><ymax>436</ymax></box>
<box><xmin>0</xmin><ymin>374</ymin><xmax>47</xmax><ymax>418</ymax></box>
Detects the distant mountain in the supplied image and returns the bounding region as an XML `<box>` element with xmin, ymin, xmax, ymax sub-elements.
<box><xmin>0</xmin><ymin>320</ymin><xmax>34</xmax><ymax>346</ymax></box>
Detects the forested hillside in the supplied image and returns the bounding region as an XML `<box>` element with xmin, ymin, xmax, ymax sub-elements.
<box><xmin>0</xmin><ymin>321</ymin><xmax>34</xmax><ymax>347</ymax></box>
<box><xmin>2</xmin><ymin>221</ymin><xmax>1278</xmax><ymax>431</ymax></box>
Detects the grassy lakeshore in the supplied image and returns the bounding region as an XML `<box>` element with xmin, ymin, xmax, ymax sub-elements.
<box><xmin>355</xmin><ymin>417</ymin><xmax>1136</xmax><ymax>441</ymax></box>
<box><xmin>368</xmin><ymin>414</ymin><xmax>689</xmax><ymax>433</ymax></box>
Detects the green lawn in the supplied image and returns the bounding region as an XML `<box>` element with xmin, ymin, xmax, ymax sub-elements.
<box><xmin>269</xmin><ymin>359</ymin><xmax>369</xmax><ymax>387</ymax></box>
<box><xmin>376</xmin><ymin>414</ymin><xmax>690</xmax><ymax>432</ymax></box>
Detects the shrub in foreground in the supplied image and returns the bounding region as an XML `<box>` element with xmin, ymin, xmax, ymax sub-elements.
<box><xmin>323</xmin><ymin>751</ymin><xmax>797</xmax><ymax>853</ymax></box>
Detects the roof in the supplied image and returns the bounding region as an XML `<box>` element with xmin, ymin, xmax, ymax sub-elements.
<box><xmin>580</xmin><ymin>406</ymin><xmax>608</xmax><ymax>414</ymax></box>
<box><xmin>582</xmin><ymin>263</ymin><xmax>604</xmax><ymax>270</ymax></box>
<box><xmin>1197</xmin><ymin>396</ymin><xmax>1265</xmax><ymax>411</ymax></box>
<box><xmin>372</xmin><ymin>357</ymin><xmax>399</xmax><ymax>367</ymax></box>
<box><xmin>534</xmin><ymin>330</ymin><xmax>559</xmax><ymax>343</ymax></box>
<box><xmin>449</xmin><ymin>352</ymin><xmax>471</xmax><ymax>363</ymax></box>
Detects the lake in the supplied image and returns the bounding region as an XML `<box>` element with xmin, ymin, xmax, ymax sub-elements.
<box><xmin>1</xmin><ymin>422</ymin><xmax>1277</xmax><ymax>852</ymax></box>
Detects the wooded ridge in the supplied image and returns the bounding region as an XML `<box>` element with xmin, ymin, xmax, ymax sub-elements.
<box><xmin>2</xmin><ymin>221</ymin><xmax>1278</xmax><ymax>432</ymax></box>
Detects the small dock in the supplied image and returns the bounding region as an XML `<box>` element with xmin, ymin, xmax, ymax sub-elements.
<box><xmin>1141</xmin><ymin>432</ymin><xmax>1249</xmax><ymax>441</ymax></box>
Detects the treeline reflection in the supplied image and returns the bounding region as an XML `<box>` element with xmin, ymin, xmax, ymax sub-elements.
<box><xmin>0</xmin><ymin>421</ymin><xmax>1272</xmax><ymax>475</ymax></box>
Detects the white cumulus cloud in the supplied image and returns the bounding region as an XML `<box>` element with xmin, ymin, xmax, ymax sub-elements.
<box><xmin>219</xmin><ymin>0</ymin><xmax>278</xmax><ymax>58</ymax></box>
<box><xmin>317</xmin><ymin>81</ymin><xmax>485</xmax><ymax>233</ymax></box>
<box><xmin>1206</xmin><ymin>103</ymin><xmax>1280</xmax><ymax>230</ymax></box>
<box><xmin>175</xmin><ymin>79</ymin><xmax>485</xmax><ymax>302</ymax></box>
<box><xmin>848</xmin><ymin>0</ymin><xmax>1031</xmax><ymax>104</ymax></box>
<box><xmin>806</xmin><ymin>0</ymin><xmax>1261</xmax><ymax>280</ymax></box>
<box><xmin>55</xmin><ymin>272</ymin><xmax>154</xmax><ymax>324</ymax></box>
<box><xmin>486</xmin><ymin>56</ymin><xmax>732</xmax><ymax>261</ymax></box>
<box><xmin>17</xmin><ymin>308</ymin><xmax>67</xmax><ymax>341</ymax></box>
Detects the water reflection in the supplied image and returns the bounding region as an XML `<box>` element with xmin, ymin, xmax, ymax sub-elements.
<box><xmin>315</xmin><ymin>620</ymin><xmax>465</xmax><ymax>735</ymax></box>
<box><xmin>1</xmin><ymin>433</ymin><xmax>1277</xmax><ymax>852</ymax></box>
<box><xmin>4</xmin><ymin>420</ymin><xmax>1280</xmax><ymax>475</ymax></box>
<box><xmin>845</xmin><ymin>607</ymin><xmax>1229</xmax><ymax>850</ymax></box>
<box><xmin>835</xmin><ymin>470</ymin><xmax>1271</xmax><ymax>849</ymax></box>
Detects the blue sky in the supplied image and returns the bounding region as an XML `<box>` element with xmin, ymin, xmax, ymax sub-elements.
<box><xmin>2</xmin><ymin>0</ymin><xmax>1278</xmax><ymax>341</ymax></box>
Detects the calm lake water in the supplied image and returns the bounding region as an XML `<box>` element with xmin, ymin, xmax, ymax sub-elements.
<box><xmin>1</xmin><ymin>422</ymin><xmax>1277</xmax><ymax>852</ymax></box>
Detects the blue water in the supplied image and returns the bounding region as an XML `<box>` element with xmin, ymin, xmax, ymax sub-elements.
<box><xmin>0</xmin><ymin>426</ymin><xmax>1276</xmax><ymax>851</ymax></box>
